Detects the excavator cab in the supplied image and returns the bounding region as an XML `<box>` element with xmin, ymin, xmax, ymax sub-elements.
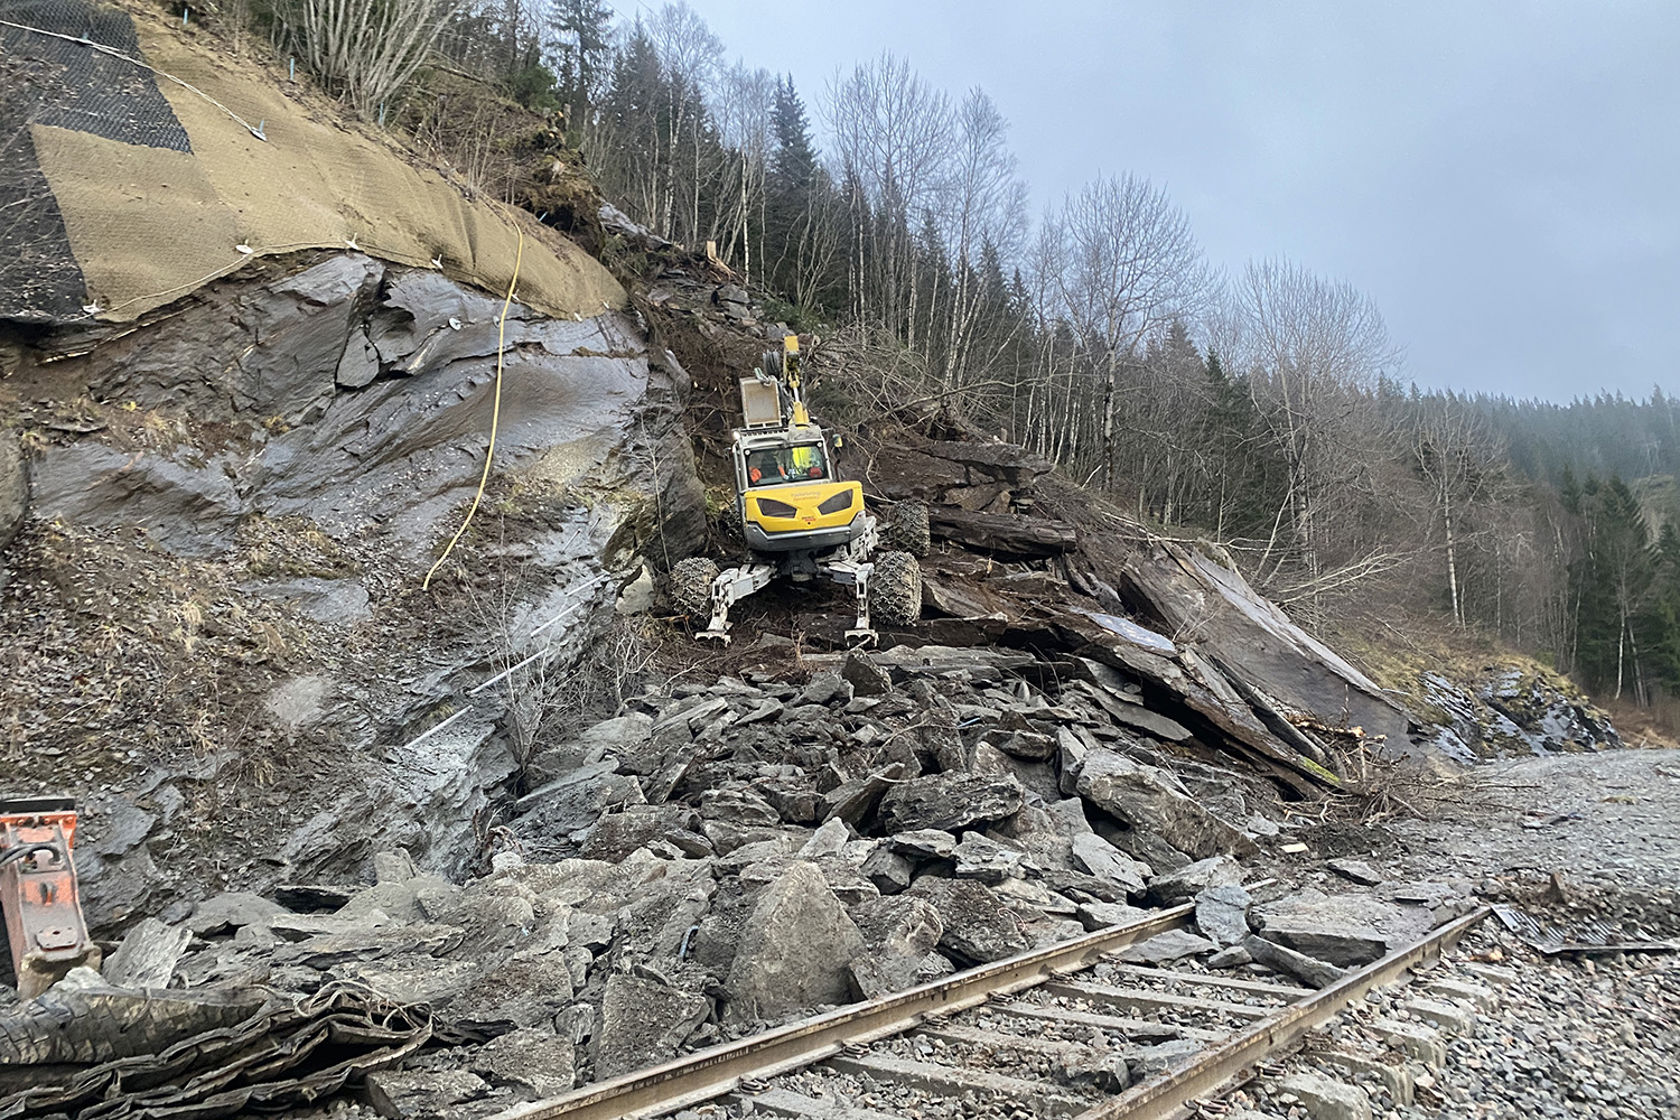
<box><xmin>668</xmin><ymin>336</ymin><xmax>927</xmax><ymax>643</ymax></box>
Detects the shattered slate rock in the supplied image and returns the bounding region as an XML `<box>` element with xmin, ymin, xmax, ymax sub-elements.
<box><xmin>187</xmin><ymin>892</ymin><xmax>285</xmax><ymax>936</ymax></box>
<box><xmin>102</xmin><ymin>917</ymin><xmax>192</xmax><ymax>989</ymax></box>
<box><xmin>1328</xmin><ymin>858</ymin><xmax>1384</xmax><ymax>886</ymax></box>
<box><xmin>1242</xmin><ymin>934</ymin><xmax>1345</xmax><ymax>989</ymax></box>
<box><xmin>823</xmin><ymin>764</ymin><xmax>907</xmax><ymax>827</ymax></box>
<box><xmin>725</xmin><ymin>861</ymin><xmax>865</xmax><ymax>1021</ymax></box>
<box><xmin>1075</xmin><ymin>750</ymin><xmax>1255</xmax><ymax>860</ymax></box>
<box><xmin>699</xmin><ymin>787</ymin><xmax>782</xmax><ymax>827</ymax></box>
<box><xmin>951</xmin><ymin>832</ymin><xmax>1027</xmax><ymax>883</ymax></box>
<box><xmin>469</xmin><ymin>1026</ymin><xmax>575</xmax><ymax>1097</ymax></box>
<box><xmin>1076</xmin><ymin>901</ymin><xmax>1151</xmax><ymax>931</ymax></box>
<box><xmin>1070</xmin><ymin>833</ymin><xmax>1149</xmax><ymax>895</ymax></box>
<box><xmin>447</xmin><ymin>949</ymin><xmax>575</xmax><ymax>1033</ymax></box>
<box><xmin>1251</xmin><ymin>889</ymin><xmax>1411</xmax><ymax>967</ymax></box>
<box><xmin>578</xmin><ymin>805</ymin><xmax>697</xmax><ymax>862</ymax></box>
<box><xmin>846</xmin><ymin>895</ymin><xmax>945</xmax><ymax>999</ymax></box>
<box><xmin>860</xmin><ymin>847</ymin><xmax>914</xmax><ymax>894</ymax></box>
<box><xmin>1128</xmin><ymin>1039</ymin><xmax>1203</xmax><ymax>1079</ymax></box>
<box><xmin>877</xmin><ymin>773</ymin><xmax>1024</xmax><ymax>834</ymax></box>
<box><xmin>1206</xmin><ymin>944</ymin><xmax>1253</xmax><ymax>969</ymax></box>
<box><xmin>842</xmin><ymin>651</ymin><xmax>894</xmax><ymax>697</ymax></box>
<box><xmin>1147</xmin><ymin>855</ymin><xmax>1245</xmax><ymax>904</ymax></box>
<box><xmin>905</xmin><ymin>877</ymin><xmax>1029</xmax><ymax>964</ymax></box>
<box><xmin>797</xmin><ymin>817</ymin><xmax>851</xmax><ymax>859</ymax></box>
<box><xmin>364</xmin><ymin>1069</ymin><xmax>493</xmax><ymax>1119</ymax></box>
<box><xmin>797</xmin><ymin>669</ymin><xmax>852</xmax><ymax>707</ymax></box>
<box><xmin>1194</xmin><ymin>884</ymin><xmax>1253</xmax><ymax>947</ymax></box>
<box><xmin>1115</xmin><ymin>928</ymin><xmax>1217</xmax><ymax>964</ymax></box>
<box><xmin>595</xmin><ymin>973</ymin><xmax>710</xmax><ymax>1079</ymax></box>
<box><xmin>1058</xmin><ymin>1049</ymin><xmax>1131</xmax><ymax>1093</ymax></box>
<box><xmin>514</xmin><ymin>760</ymin><xmax>646</xmax><ymax>840</ymax></box>
<box><xmin>889</xmin><ymin>829</ymin><xmax>959</xmax><ymax>860</ymax></box>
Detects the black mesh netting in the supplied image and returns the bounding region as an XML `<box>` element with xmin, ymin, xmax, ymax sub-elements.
<box><xmin>1</xmin><ymin>0</ymin><xmax>195</xmax><ymax>323</ymax></box>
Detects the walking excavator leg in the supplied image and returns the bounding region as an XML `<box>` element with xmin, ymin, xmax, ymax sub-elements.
<box><xmin>697</xmin><ymin>562</ymin><xmax>778</xmax><ymax>643</ymax></box>
<box><xmin>1</xmin><ymin>797</ymin><xmax>100</xmax><ymax>998</ymax></box>
<box><xmin>819</xmin><ymin>557</ymin><xmax>877</xmax><ymax>647</ymax></box>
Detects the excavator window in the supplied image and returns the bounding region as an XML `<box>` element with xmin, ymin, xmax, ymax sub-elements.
<box><xmin>747</xmin><ymin>445</ymin><xmax>826</xmax><ymax>484</ymax></box>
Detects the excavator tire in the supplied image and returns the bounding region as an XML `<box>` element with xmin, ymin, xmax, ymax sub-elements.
<box><xmin>870</xmin><ymin>551</ymin><xmax>921</xmax><ymax>627</ymax></box>
<box><xmin>885</xmin><ymin>499</ymin><xmax>931</xmax><ymax>558</ymax></box>
<box><xmin>717</xmin><ymin>500</ymin><xmax>744</xmax><ymax>546</ymax></box>
<box><xmin>668</xmin><ymin>557</ymin><xmax>720</xmax><ymax>620</ymax></box>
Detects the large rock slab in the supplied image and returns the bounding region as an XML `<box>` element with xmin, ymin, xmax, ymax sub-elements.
<box><xmin>905</xmin><ymin>877</ymin><xmax>1029</xmax><ymax>965</ymax></box>
<box><xmin>0</xmin><ymin>430</ymin><xmax>25</xmax><ymax>555</ymax></box>
<box><xmin>1194</xmin><ymin>884</ymin><xmax>1253</xmax><ymax>947</ymax></box>
<box><xmin>595</xmin><ymin>973</ymin><xmax>710</xmax><ymax>1078</ymax></box>
<box><xmin>846</xmin><ymin>895</ymin><xmax>944</xmax><ymax>999</ymax></box>
<box><xmin>1251</xmin><ymin>889</ymin><xmax>1424</xmax><ymax>967</ymax></box>
<box><xmin>1116</xmin><ymin>540</ymin><xmax>1411</xmax><ymax>753</ymax></box>
<box><xmin>1148</xmin><ymin>855</ymin><xmax>1244</xmax><ymax>904</ymax></box>
<box><xmin>1074</xmin><ymin>752</ymin><xmax>1254</xmax><ymax>861</ymax></box>
<box><xmin>1069</xmin><ymin>833</ymin><xmax>1150</xmax><ymax>895</ymax></box>
<box><xmin>725</xmin><ymin>861</ymin><xmax>864</xmax><ymax>1022</ymax></box>
<box><xmin>877</xmin><ymin>773</ymin><xmax>1024</xmax><ymax>834</ymax></box>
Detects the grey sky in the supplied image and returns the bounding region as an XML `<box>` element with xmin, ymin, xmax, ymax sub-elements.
<box><xmin>613</xmin><ymin>1</ymin><xmax>1679</xmax><ymax>402</ymax></box>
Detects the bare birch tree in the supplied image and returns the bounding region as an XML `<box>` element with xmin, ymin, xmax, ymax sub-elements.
<box><xmin>1042</xmin><ymin>174</ymin><xmax>1208</xmax><ymax>488</ymax></box>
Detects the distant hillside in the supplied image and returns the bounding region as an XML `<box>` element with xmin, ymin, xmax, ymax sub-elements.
<box><xmin>1465</xmin><ymin>390</ymin><xmax>1680</xmax><ymax>493</ymax></box>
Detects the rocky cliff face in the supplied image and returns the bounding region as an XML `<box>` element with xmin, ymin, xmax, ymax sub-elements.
<box><xmin>0</xmin><ymin>250</ymin><xmax>704</xmax><ymax>928</ymax></box>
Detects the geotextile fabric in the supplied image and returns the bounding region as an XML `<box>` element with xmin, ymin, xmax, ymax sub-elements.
<box><xmin>0</xmin><ymin>0</ymin><xmax>623</xmax><ymax>325</ymax></box>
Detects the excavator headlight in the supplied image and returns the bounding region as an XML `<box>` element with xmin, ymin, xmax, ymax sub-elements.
<box><xmin>756</xmin><ymin>497</ymin><xmax>798</xmax><ymax>518</ymax></box>
<box><xmin>818</xmin><ymin>491</ymin><xmax>855</xmax><ymax>515</ymax></box>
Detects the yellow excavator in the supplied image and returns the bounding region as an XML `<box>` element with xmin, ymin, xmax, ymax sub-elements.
<box><xmin>668</xmin><ymin>337</ymin><xmax>928</xmax><ymax>644</ymax></box>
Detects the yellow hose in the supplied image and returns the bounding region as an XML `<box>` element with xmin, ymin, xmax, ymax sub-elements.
<box><xmin>423</xmin><ymin>230</ymin><xmax>525</xmax><ymax>591</ymax></box>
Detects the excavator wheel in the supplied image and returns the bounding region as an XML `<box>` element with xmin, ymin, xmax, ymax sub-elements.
<box><xmin>885</xmin><ymin>499</ymin><xmax>931</xmax><ymax>558</ymax></box>
<box><xmin>668</xmin><ymin>557</ymin><xmax>720</xmax><ymax>620</ymax></box>
<box><xmin>717</xmin><ymin>500</ymin><xmax>744</xmax><ymax>546</ymax></box>
<box><xmin>870</xmin><ymin>551</ymin><xmax>922</xmax><ymax>627</ymax></box>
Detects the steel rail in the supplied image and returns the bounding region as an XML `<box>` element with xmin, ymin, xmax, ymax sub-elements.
<box><xmin>489</xmin><ymin>902</ymin><xmax>1198</xmax><ymax>1120</ymax></box>
<box><xmin>1071</xmin><ymin>905</ymin><xmax>1494</xmax><ymax>1120</ymax></box>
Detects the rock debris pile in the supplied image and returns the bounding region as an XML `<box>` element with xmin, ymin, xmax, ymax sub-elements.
<box><xmin>3</xmin><ymin>646</ymin><xmax>1480</xmax><ymax>1119</ymax></box>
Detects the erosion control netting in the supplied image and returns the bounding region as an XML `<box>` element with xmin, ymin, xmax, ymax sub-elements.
<box><xmin>0</xmin><ymin>0</ymin><xmax>623</xmax><ymax>326</ymax></box>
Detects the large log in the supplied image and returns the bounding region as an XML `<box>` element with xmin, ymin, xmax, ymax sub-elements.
<box><xmin>927</xmin><ymin>506</ymin><xmax>1078</xmax><ymax>559</ymax></box>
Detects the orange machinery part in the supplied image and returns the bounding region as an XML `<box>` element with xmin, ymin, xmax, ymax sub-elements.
<box><xmin>0</xmin><ymin>797</ymin><xmax>101</xmax><ymax>998</ymax></box>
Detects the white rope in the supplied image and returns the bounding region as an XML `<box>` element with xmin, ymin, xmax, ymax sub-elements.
<box><xmin>1</xmin><ymin>18</ymin><xmax>268</xmax><ymax>140</ymax></box>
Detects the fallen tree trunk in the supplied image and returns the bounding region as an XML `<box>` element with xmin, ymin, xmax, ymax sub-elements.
<box><xmin>928</xmin><ymin>506</ymin><xmax>1079</xmax><ymax>559</ymax></box>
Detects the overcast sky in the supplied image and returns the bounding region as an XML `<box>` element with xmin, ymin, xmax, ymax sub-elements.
<box><xmin>611</xmin><ymin>1</ymin><xmax>1679</xmax><ymax>402</ymax></box>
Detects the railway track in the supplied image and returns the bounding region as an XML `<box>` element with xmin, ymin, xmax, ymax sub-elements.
<box><xmin>494</xmin><ymin>902</ymin><xmax>1492</xmax><ymax>1120</ymax></box>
